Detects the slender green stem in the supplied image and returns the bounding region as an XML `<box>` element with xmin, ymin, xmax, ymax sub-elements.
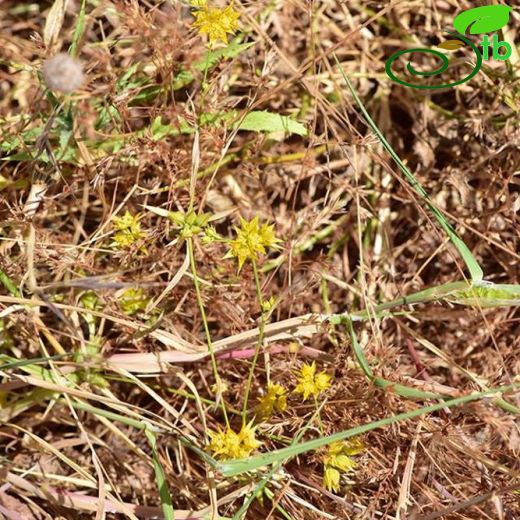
<box><xmin>187</xmin><ymin>237</ymin><xmax>229</xmax><ymax>426</ymax></box>
<box><xmin>313</xmin><ymin>395</ymin><xmax>325</xmax><ymax>434</ymax></box>
<box><xmin>202</xmin><ymin>50</ymin><xmax>211</xmax><ymax>89</ymax></box>
<box><xmin>241</xmin><ymin>259</ymin><xmax>267</xmax><ymax>424</ymax></box>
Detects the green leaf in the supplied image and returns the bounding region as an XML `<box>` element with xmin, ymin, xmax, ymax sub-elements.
<box><xmin>172</xmin><ymin>40</ymin><xmax>255</xmax><ymax>90</ymax></box>
<box><xmin>144</xmin><ymin>427</ymin><xmax>175</xmax><ymax>520</ymax></box>
<box><xmin>69</xmin><ymin>0</ymin><xmax>86</xmax><ymax>57</ymax></box>
<box><xmin>235</xmin><ymin>111</ymin><xmax>307</xmax><ymax>136</ymax></box>
<box><xmin>453</xmin><ymin>5</ymin><xmax>512</xmax><ymax>35</ymax></box>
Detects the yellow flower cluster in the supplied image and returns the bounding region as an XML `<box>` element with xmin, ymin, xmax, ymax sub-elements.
<box><xmin>323</xmin><ymin>439</ymin><xmax>364</xmax><ymax>492</ymax></box>
<box><xmin>256</xmin><ymin>383</ymin><xmax>287</xmax><ymax>420</ymax></box>
<box><xmin>293</xmin><ymin>362</ymin><xmax>332</xmax><ymax>401</ymax></box>
<box><xmin>111</xmin><ymin>211</ymin><xmax>147</xmax><ymax>251</ymax></box>
<box><xmin>226</xmin><ymin>216</ymin><xmax>281</xmax><ymax>271</ymax></box>
<box><xmin>192</xmin><ymin>1</ymin><xmax>240</xmax><ymax>46</ymax></box>
<box><xmin>207</xmin><ymin>421</ymin><xmax>261</xmax><ymax>460</ymax></box>
<box><xmin>207</xmin><ymin>362</ymin><xmax>334</xmax><ymax>461</ymax></box>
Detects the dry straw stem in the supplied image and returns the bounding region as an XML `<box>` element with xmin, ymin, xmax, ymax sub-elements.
<box><xmin>43</xmin><ymin>0</ymin><xmax>69</xmax><ymax>50</ymax></box>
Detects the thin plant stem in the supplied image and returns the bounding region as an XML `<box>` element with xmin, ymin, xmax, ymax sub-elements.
<box><xmin>187</xmin><ymin>236</ymin><xmax>229</xmax><ymax>427</ymax></box>
<box><xmin>313</xmin><ymin>395</ymin><xmax>325</xmax><ymax>435</ymax></box>
<box><xmin>241</xmin><ymin>259</ymin><xmax>267</xmax><ymax>424</ymax></box>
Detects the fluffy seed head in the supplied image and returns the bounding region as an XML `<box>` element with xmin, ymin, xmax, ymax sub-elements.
<box><xmin>42</xmin><ymin>53</ymin><xmax>84</xmax><ymax>93</ymax></box>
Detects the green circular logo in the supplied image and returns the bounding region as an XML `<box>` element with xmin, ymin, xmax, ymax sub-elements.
<box><xmin>385</xmin><ymin>32</ymin><xmax>482</xmax><ymax>89</ymax></box>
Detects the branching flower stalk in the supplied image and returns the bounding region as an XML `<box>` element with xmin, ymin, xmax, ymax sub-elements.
<box><xmin>187</xmin><ymin>236</ymin><xmax>229</xmax><ymax>426</ymax></box>
<box><xmin>225</xmin><ymin>216</ymin><xmax>281</xmax><ymax>423</ymax></box>
<box><xmin>241</xmin><ymin>258</ymin><xmax>268</xmax><ymax>424</ymax></box>
<box><xmin>145</xmin><ymin>205</ymin><xmax>231</xmax><ymax>424</ymax></box>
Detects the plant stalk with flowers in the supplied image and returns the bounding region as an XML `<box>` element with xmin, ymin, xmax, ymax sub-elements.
<box><xmin>293</xmin><ymin>361</ymin><xmax>332</xmax><ymax>433</ymax></box>
<box><xmin>145</xmin><ymin>205</ymin><xmax>229</xmax><ymax>425</ymax></box>
<box><xmin>224</xmin><ymin>216</ymin><xmax>281</xmax><ymax>424</ymax></box>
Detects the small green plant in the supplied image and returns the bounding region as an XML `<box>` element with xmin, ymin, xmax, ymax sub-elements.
<box><xmin>224</xmin><ymin>216</ymin><xmax>281</xmax><ymax>424</ymax></box>
<box><xmin>145</xmin><ymin>204</ymin><xmax>229</xmax><ymax>423</ymax></box>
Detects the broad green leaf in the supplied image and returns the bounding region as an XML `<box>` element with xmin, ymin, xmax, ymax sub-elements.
<box><xmin>235</xmin><ymin>111</ymin><xmax>307</xmax><ymax>136</ymax></box>
<box><xmin>453</xmin><ymin>5</ymin><xmax>512</xmax><ymax>35</ymax></box>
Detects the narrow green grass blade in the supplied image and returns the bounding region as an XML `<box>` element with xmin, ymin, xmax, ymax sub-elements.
<box><xmin>344</xmin><ymin>315</ymin><xmax>373</xmax><ymax>378</ymax></box>
<box><xmin>144</xmin><ymin>427</ymin><xmax>175</xmax><ymax>520</ymax></box>
<box><xmin>217</xmin><ymin>384</ymin><xmax>518</xmax><ymax>477</ymax></box>
<box><xmin>373</xmin><ymin>377</ymin><xmax>439</xmax><ymax>400</ymax></box>
<box><xmin>447</xmin><ymin>282</ymin><xmax>520</xmax><ymax>307</ymax></box>
<box><xmin>69</xmin><ymin>0</ymin><xmax>87</xmax><ymax>57</ymax></box>
<box><xmin>334</xmin><ymin>55</ymin><xmax>484</xmax><ymax>282</ymax></box>
<box><xmin>0</xmin><ymin>269</ymin><xmax>20</xmax><ymax>296</ymax></box>
<box><xmin>0</xmin><ymin>354</ymin><xmax>67</xmax><ymax>371</ymax></box>
<box><xmin>329</xmin><ymin>280</ymin><xmax>471</xmax><ymax>324</ymax></box>
<box><xmin>71</xmin><ymin>400</ymin><xmax>150</xmax><ymax>431</ymax></box>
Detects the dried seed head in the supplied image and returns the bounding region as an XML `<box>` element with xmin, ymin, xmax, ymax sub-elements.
<box><xmin>42</xmin><ymin>53</ymin><xmax>84</xmax><ymax>93</ymax></box>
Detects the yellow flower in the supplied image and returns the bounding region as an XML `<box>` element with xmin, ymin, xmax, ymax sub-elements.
<box><xmin>322</xmin><ymin>439</ymin><xmax>364</xmax><ymax>492</ymax></box>
<box><xmin>111</xmin><ymin>211</ymin><xmax>147</xmax><ymax>251</ymax></box>
<box><xmin>193</xmin><ymin>3</ymin><xmax>240</xmax><ymax>46</ymax></box>
<box><xmin>256</xmin><ymin>383</ymin><xmax>287</xmax><ymax>420</ymax></box>
<box><xmin>323</xmin><ymin>466</ymin><xmax>340</xmax><ymax>492</ymax></box>
<box><xmin>238</xmin><ymin>422</ymin><xmax>262</xmax><ymax>453</ymax></box>
<box><xmin>207</xmin><ymin>421</ymin><xmax>261</xmax><ymax>460</ymax></box>
<box><xmin>225</xmin><ymin>216</ymin><xmax>281</xmax><ymax>270</ymax></box>
<box><xmin>293</xmin><ymin>361</ymin><xmax>332</xmax><ymax>401</ymax></box>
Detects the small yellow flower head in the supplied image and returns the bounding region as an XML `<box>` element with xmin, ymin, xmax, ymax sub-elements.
<box><xmin>207</xmin><ymin>421</ymin><xmax>261</xmax><ymax>460</ymax></box>
<box><xmin>323</xmin><ymin>466</ymin><xmax>341</xmax><ymax>492</ymax></box>
<box><xmin>120</xmin><ymin>288</ymin><xmax>149</xmax><ymax>315</ymax></box>
<box><xmin>238</xmin><ymin>422</ymin><xmax>262</xmax><ymax>453</ymax></box>
<box><xmin>225</xmin><ymin>216</ymin><xmax>281</xmax><ymax>271</ymax></box>
<box><xmin>256</xmin><ymin>383</ymin><xmax>287</xmax><ymax>420</ymax></box>
<box><xmin>322</xmin><ymin>439</ymin><xmax>364</xmax><ymax>492</ymax></box>
<box><xmin>260</xmin><ymin>295</ymin><xmax>276</xmax><ymax>313</ymax></box>
<box><xmin>293</xmin><ymin>361</ymin><xmax>332</xmax><ymax>401</ymax></box>
<box><xmin>111</xmin><ymin>211</ymin><xmax>147</xmax><ymax>251</ymax></box>
<box><xmin>201</xmin><ymin>225</ymin><xmax>223</xmax><ymax>245</ymax></box>
<box><xmin>193</xmin><ymin>3</ymin><xmax>240</xmax><ymax>46</ymax></box>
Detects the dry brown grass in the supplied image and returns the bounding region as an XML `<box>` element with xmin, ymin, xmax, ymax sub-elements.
<box><xmin>0</xmin><ymin>0</ymin><xmax>519</xmax><ymax>519</ymax></box>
